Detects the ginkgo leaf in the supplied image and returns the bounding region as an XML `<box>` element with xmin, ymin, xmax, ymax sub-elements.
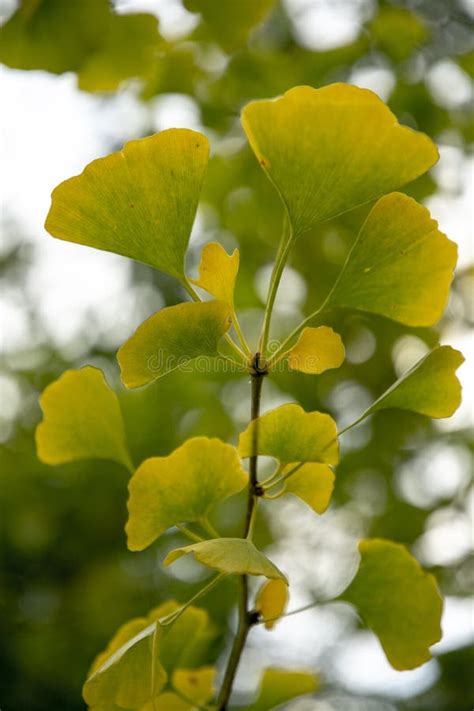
<box><xmin>241</xmin><ymin>84</ymin><xmax>438</xmax><ymax>236</ymax></box>
<box><xmin>172</xmin><ymin>667</ymin><xmax>215</xmax><ymax>706</ymax></box>
<box><xmin>287</xmin><ymin>326</ymin><xmax>345</xmax><ymax>374</ymax></box>
<box><xmin>238</xmin><ymin>404</ymin><xmax>339</xmax><ymax>465</ymax></box>
<box><xmin>241</xmin><ymin>668</ymin><xmax>319</xmax><ymax>711</ymax></box>
<box><xmin>126</xmin><ymin>437</ymin><xmax>248</xmax><ymax>551</ymax></box>
<box><xmin>190</xmin><ymin>242</ymin><xmax>240</xmax><ymax>308</ymax></box>
<box><xmin>341</xmin><ymin>539</ymin><xmax>443</xmax><ymax>670</ymax></box>
<box><xmin>140</xmin><ymin>692</ymin><xmax>192</xmax><ymax>711</ymax></box>
<box><xmin>255</xmin><ymin>579</ymin><xmax>289</xmax><ymax>630</ymax></box>
<box><xmin>36</xmin><ymin>366</ymin><xmax>132</xmax><ymax>470</ymax></box>
<box><xmin>184</xmin><ymin>0</ymin><xmax>275</xmax><ymax>52</ymax></box>
<box><xmin>45</xmin><ymin>129</ymin><xmax>209</xmax><ymax>281</ymax></box>
<box><xmin>369</xmin><ymin>345</ymin><xmax>464</xmax><ymax>419</ymax></box>
<box><xmin>164</xmin><ymin>538</ymin><xmax>287</xmax><ymax>581</ymax></box>
<box><xmin>118</xmin><ymin>301</ymin><xmax>232</xmax><ymax>388</ymax></box>
<box><xmin>84</xmin><ymin>602</ymin><xmax>215</xmax><ymax>709</ymax></box>
<box><xmin>284</xmin><ymin>463</ymin><xmax>335</xmax><ymax>514</ymax></box>
<box><xmin>328</xmin><ymin>192</ymin><xmax>458</xmax><ymax>326</ymax></box>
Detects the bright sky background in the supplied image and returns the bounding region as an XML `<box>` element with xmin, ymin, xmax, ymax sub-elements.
<box><xmin>0</xmin><ymin>0</ymin><xmax>473</xmax><ymax>705</ymax></box>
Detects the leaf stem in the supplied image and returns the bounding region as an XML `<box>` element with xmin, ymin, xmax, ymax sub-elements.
<box><xmin>159</xmin><ymin>573</ymin><xmax>226</xmax><ymax>627</ymax></box>
<box><xmin>176</xmin><ymin>524</ymin><xmax>205</xmax><ymax>543</ymax></box>
<box><xmin>266</xmin><ymin>300</ymin><xmax>329</xmax><ymax>369</ymax></box>
<box><xmin>256</xmin><ymin>599</ymin><xmax>320</xmax><ymax>625</ymax></box>
<box><xmin>259</xmin><ymin>217</ymin><xmax>293</xmax><ymax>355</ymax></box>
<box><xmin>216</xmin><ymin>353</ymin><xmax>267</xmax><ymax>710</ymax></box>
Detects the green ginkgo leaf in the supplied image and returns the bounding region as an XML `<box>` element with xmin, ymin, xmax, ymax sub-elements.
<box><xmin>126</xmin><ymin>437</ymin><xmax>248</xmax><ymax>551</ymax></box>
<box><xmin>35</xmin><ymin>367</ymin><xmax>132</xmax><ymax>470</ymax></box>
<box><xmin>341</xmin><ymin>539</ymin><xmax>443</xmax><ymax>670</ymax></box>
<box><xmin>190</xmin><ymin>242</ymin><xmax>240</xmax><ymax>309</ymax></box>
<box><xmin>84</xmin><ymin>602</ymin><xmax>215</xmax><ymax>709</ymax></box>
<box><xmin>328</xmin><ymin>192</ymin><xmax>458</xmax><ymax>326</ymax></box>
<box><xmin>241</xmin><ymin>84</ymin><xmax>438</xmax><ymax>236</ymax></box>
<box><xmin>369</xmin><ymin>345</ymin><xmax>464</xmax><ymax>419</ymax></box>
<box><xmin>238</xmin><ymin>404</ymin><xmax>339</xmax><ymax>465</ymax></box>
<box><xmin>118</xmin><ymin>301</ymin><xmax>232</xmax><ymax>388</ymax></box>
<box><xmin>45</xmin><ymin>129</ymin><xmax>209</xmax><ymax>281</ymax></box>
<box><xmin>140</xmin><ymin>692</ymin><xmax>192</xmax><ymax>711</ymax></box>
<box><xmin>164</xmin><ymin>538</ymin><xmax>287</xmax><ymax>581</ymax></box>
<box><xmin>287</xmin><ymin>326</ymin><xmax>345</xmax><ymax>374</ymax></box>
<box><xmin>240</xmin><ymin>668</ymin><xmax>319</xmax><ymax>711</ymax></box>
<box><xmin>284</xmin><ymin>463</ymin><xmax>335</xmax><ymax>514</ymax></box>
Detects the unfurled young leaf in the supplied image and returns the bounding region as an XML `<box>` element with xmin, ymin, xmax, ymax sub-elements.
<box><xmin>36</xmin><ymin>366</ymin><xmax>132</xmax><ymax>470</ymax></box>
<box><xmin>238</xmin><ymin>404</ymin><xmax>339</xmax><ymax>465</ymax></box>
<box><xmin>172</xmin><ymin>667</ymin><xmax>215</xmax><ymax>706</ymax></box>
<box><xmin>84</xmin><ymin>602</ymin><xmax>215</xmax><ymax>709</ymax></box>
<box><xmin>341</xmin><ymin>539</ymin><xmax>443</xmax><ymax>670</ymax></box>
<box><xmin>284</xmin><ymin>463</ymin><xmax>335</xmax><ymax>514</ymax></box>
<box><xmin>241</xmin><ymin>668</ymin><xmax>319</xmax><ymax>711</ymax></box>
<box><xmin>190</xmin><ymin>242</ymin><xmax>240</xmax><ymax>308</ymax></box>
<box><xmin>373</xmin><ymin>345</ymin><xmax>464</xmax><ymax>418</ymax></box>
<box><xmin>164</xmin><ymin>538</ymin><xmax>287</xmax><ymax>581</ymax></box>
<box><xmin>118</xmin><ymin>301</ymin><xmax>232</xmax><ymax>388</ymax></box>
<box><xmin>241</xmin><ymin>84</ymin><xmax>438</xmax><ymax>236</ymax></box>
<box><xmin>45</xmin><ymin>129</ymin><xmax>209</xmax><ymax>281</ymax></box>
<box><xmin>255</xmin><ymin>578</ymin><xmax>289</xmax><ymax>630</ymax></box>
<box><xmin>126</xmin><ymin>437</ymin><xmax>248</xmax><ymax>551</ymax></box>
<box><xmin>287</xmin><ymin>326</ymin><xmax>345</xmax><ymax>374</ymax></box>
<box><xmin>328</xmin><ymin>192</ymin><xmax>458</xmax><ymax>326</ymax></box>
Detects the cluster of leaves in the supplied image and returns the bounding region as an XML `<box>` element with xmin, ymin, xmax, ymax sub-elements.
<box><xmin>33</xmin><ymin>83</ymin><xmax>464</xmax><ymax>709</ymax></box>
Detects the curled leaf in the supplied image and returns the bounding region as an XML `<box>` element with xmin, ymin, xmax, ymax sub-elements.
<box><xmin>241</xmin><ymin>84</ymin><xmax>438</xmax><ymax>236</ymax></box>
<box><xmin>341</xmin><ymin>539</ymin><xmax>443</xmax><ymax>670</ymax></box>
<box><xmin>118</xmin><ymin>300</ymin><xmax>232</xmax><ymax>388</ymax></box>
<box><xmin>255</xmin><ymin>579</ymin><xmax>289</xmax><ymax>630</ymax></box>
<box><xmin>287</xmin><ymin>326</ymin><xmax>345</xmax><ymax>374</ymax></box>
<box><xmin>328</xmin><ymin>192</ymin><xmax>458</xmax><ymax>327</ymax></box>
<box><xmin>238</xmin><ymin>404</ymin><xmax>339</xmax><ymax>465</ymax></box>
<box><xmin>190</xmin><ymin>242</ymin><xmax>240</xmax><ymax>308</ymax></box>
<box><xmin>164</xmin><ymin>538</ymin><xmax>287</xmax><ymax>581</ymax></box>
<box><xmin>36</xmin><ymin>367</ymin><xmax>132</xmax><ymax>470</ymax></box>
<box><xmin>126</xmin><ymin>437</ymin><xmax>248</xmax><ymax>551</ymax></box>
<box><xmin>45</xmin><ymin>129</ymin><xmax>209</xmax><ymax>281</ymax></box>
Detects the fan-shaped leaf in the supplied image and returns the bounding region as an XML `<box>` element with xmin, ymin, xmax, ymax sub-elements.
<box><xmin>284</xmin><ymin>463</ymin><xmax>335</xmax><ymax>514</ymax></box>
<box><xmin>255</xmin><ymin>579</ymin><xmax>289</xmax><ymax>630</ymax></box>
<box><xmin>45</xmin><ymin>129</ymin><xmax>209</xmax><ymax>281</ymax></box>
<box><xmin>341</xmin><ymin>539</ymin><xmax>443</xmax><ymax>670</ymax></box>
<box><xmin>118</xmin><ymin>301</ymin><xmax>232</xmax><ymax>388</ymax></box>
<box><xmin>241</xmin><ymin>84</ymin><xmax>438</xmax><ymax>236</ymax></box>
<box><xmin>328</xmin><ymin>192</ymin><xmax>457</xmax><ymax>326</ymax></box>
<box><xmin>36</xmin><ymin>367</ymin><xmax>132</xmax><ymax>470</ymax></box>
<box><xmin>241</xmin><ymin>668</ymin><xmax>319</xmax><ymax>711</ymax></box>
<box><xmin>287</xmin><ymin>326</ymin><xmax>345</xmax><ymax>374</ymax></box>
<box><xmin>238</xmin><ymin>404</ymin><xmax>338</xmax><ymax>465</ymax></box>
<box><xmin>164</xmin><ymin>538</ymin><xmax>287</xmax><ymax>581</ymax></box>
<box><xmin>172</xmin><ymin>667</ymin><xmax>215</xmax><ymax>706</ymax></box>
<box><xmin>126</xmin><ymin>437</ymin><xmax>248</xmax><ymax>551</ymax></box>
<box><xmin>190</xmin><ymin>242</ymin><xmax>240</xmax><ymax>308</ymax></box>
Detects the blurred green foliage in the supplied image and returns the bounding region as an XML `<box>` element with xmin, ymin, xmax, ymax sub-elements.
<box><xmin>0</xmin><ymin>0</ymin><xmax>473</xmax><ymax>709</ymax></box>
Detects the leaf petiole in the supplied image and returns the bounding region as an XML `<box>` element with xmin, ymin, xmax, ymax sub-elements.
<box><xmin>159</xmin><ymin>573</ymin><xmax>226</xmax><ymax>627</ymax></box>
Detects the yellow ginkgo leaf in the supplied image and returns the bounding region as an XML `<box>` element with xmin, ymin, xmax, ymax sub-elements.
<box><xmin>45</xmin><ymin>129</ymin><xmax>209</xmax><ymax>281</ymax></box>
<box><xmin>190</xmin><ymin>242</ymin><xmax>240</xmax><ymax>308</ymax></box>
<box><xmin>328</xmin><ymin>192</ymin><xmax>458</xmax><ymax>327</ymax></box>
<box><xmin>164</xmin><ymin>538</ymin><xmax>287</xmax><ymax>581</ymax></box>
<box><xmin>238</xmin><ymin>404</ymin><xmax>339</xmax><ymax>466</ymax></box>
<box><xmin>285</xmin><ymin>463</ymin><xmax>335</xmax><ymax>514</ymax></box>
<box><xmin>172</xmin><ymin>666</ymin><xmax>216</xmax><ymax>706</ymax></box>
<box><xmin>126</xmin><ymin>437</ymin><xmax>248</xmax><ymax>551</ymax></box>
<box><xmin>241</xmin><ymin>84</ymin><xmax>438</xmax><ymax>236</ymax></box>
<box><xmin>255</xmin><ymin>579</ymin><xmax>289</xmax><ymax>630</ymax></box>
<box><xmin>118</xmin><ymin>300</ymin><xmax>232</xmax><ymax>388</ymax></box>
<box><xmin>36</xmin><ymin>367</ymin><xmax>132</xmax><ymax>470</ymax></box>
<box><xmin>287</xmin><ymin>326</ymin><xmax>345</xmax><ymax>374</ymax></box>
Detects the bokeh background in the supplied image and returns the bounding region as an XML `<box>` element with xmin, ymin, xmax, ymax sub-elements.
<box><xmin>1</xmin><ymin>1</ymin><xmax>473</xmax><ymax>709</ymax></box>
